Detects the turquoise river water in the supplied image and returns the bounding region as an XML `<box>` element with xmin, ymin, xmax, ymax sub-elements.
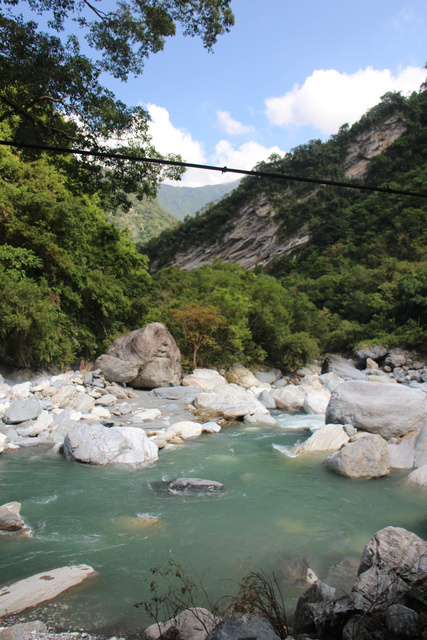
<box><xmin>1</xmin><ymin>412</ymin><xmax>427</xmax><ymax>636</ymax></box>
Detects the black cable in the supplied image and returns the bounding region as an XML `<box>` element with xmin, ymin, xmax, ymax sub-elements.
<box><xmin>1</xmin><ymin>139</ymin><xmax>427</xmax><ymax>199</ymax></box>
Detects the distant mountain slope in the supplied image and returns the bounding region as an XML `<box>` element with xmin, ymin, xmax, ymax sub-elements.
<box><xmin>157</xmin><ymin>180</ymin><xmax>240</xmax><ymax>220</ymax></box>
<box><xmin>108</xmin><ymin>196</ymin><xmax>178</xmax><ymax>245</ymax></box>
<box><xmin>145</xmin><ymin>90</ymin><xmax>426</xmax><ymax>274</ymax></box>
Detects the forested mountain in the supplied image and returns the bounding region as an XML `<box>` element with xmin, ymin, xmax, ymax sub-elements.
<box><xmin>157</xmin><ymin>180</ymin><xmax>240</xmax><ymax>220</ymax></box>
<box><xmin>144</xmin><ymin>88</ymin><xmax>427</xmax><ymax>357</ymax></box>
<box><xmin>107</xmin><ymin>196</ymin><xmax>178</xmax><ymax>245</ymax></box>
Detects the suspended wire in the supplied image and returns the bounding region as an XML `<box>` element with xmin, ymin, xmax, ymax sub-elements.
<box><xmin>1</xmin><ymin>139</ymin><xmax>427</xmax><ymax>199</ymax></box>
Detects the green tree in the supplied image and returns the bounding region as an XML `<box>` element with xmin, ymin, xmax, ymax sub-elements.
<box><xmin>0</xmin><ymin>0</ymin><xmax>234</xmax><ymax>209</ymax></box>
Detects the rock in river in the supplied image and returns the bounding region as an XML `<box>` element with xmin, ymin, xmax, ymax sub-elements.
<box><xmin>325</xmin><ymin>433</ymin><xmax>390</xmax><ymax>478</ymax></box>
<box><xmin>325</xmin><ymin>380</ymin><xmax>427</xmax><ymax>438</ymax></box>
<box><xmin>63</xmin><ymin>423</ymin><xmax>158</xmax><ymax>466</ymax></box>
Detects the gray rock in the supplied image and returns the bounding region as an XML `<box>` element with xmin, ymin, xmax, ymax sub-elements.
<box><xmin>206</xmin><ymin>614</ymin><xmax>281</xmax><ymax>640</ymax></box>
<box><xmin>194</xmin><ymin>384</ymin><xmax>269</xmax><ymax>419</ymax></box>
<box><xmin>3</xmin><ymin>399</ymin><xmax>42</xmax><ymax>424</ymax></box>
<box><xmin>107</xmin><ymin>322</ymin><xmax>181</xmax><ymax>389</ymax></box>
<box><xmin>255</xmin><ymin>369</ymin><xmax>281</xmax><ymax>385</ymax></box>
<box><xmin>94</xmin><ymin>354</ymin><xmax>139</xmax><ymax>385</ymax></box>
<box><xmin>294</xmin><ymin>424</ymin><xmax>349</xmax><ymax>455</ymax></box>
<box><xmin>354</xmin><ymin>345</ymin><xmax>387</xmax><ymax>367</ymax></box>
<box><xmin>0</xmin><ymin>565</ymin><xmax>96</xmax><ymax>617</ymax></box>
<box><xmin>325</xmin><ymin>433</ymin><xmax>390</xmax><ymax>478</ymax></box>
<box><xmin>145</xmin><ymin>608</ymin><xmax>218</xmax><ymax>640</ymax></box>
<box><xmin>321</xmin><ymin>354</ymin><xmax>366</xmax><ymax>381</ymax></box>
<box><xmin>151</xmin><ymin>386</ymin><xmax>200</xmax><ymax>402</ymax></box>
<box><xmin>325</xmin><ymin>381</ymin><xmax>427</xmax><ymax>438</ymax></box>
<box><xmin>0</xmin><ymin>502</ymin><xmax>25</xmax><ymax>532</ymax></box>
<box><xmin>414</xmin><ymin>423</ymin><xmax>427</xmax><ymax>468</ymax></box>
<box><xmin>388</xmin><ymin>433</ymin><xmax>417</xmax><ymax>469</ymax></box>
<box><xmin>385</xmin><ymin>349</ymin><xmax>408</xmax><ymax>369</ymax></box>
<box><xmin>293</xmin><ymin>581</ymin><xmax>336</xmax><ymax>635</ymax></box>
<box><xmin>63</xmin><ymin>423</ymin><xmax>158</xmax><ymax>466</ymax></box>
<box><xmin>405</xmin><ymin>464</ymin><xmax>427</xmax><ymax>488</ymax></box>
<box><xmin>243</xmin><ymin>412</ymin><xmax>279</xmax><ymax>426</ymax></box>
<box><xmin>226</xmin><ymin>363</ymin><xmax>261</xmax><ymax>389</ymax></box>
<box><xmin>386</xmin><ymin>603</ymin><xmax>419</xmax><ymax>638</ymax></box>
<box><xmin>271</xmin><ymin>385</ymin><xmax>306</xmax><ymax>412</ymax></box>
<box><xmin>353</xmin><ymin>526</ymin><xmax>427</xmax><ymax>612</ymax></box>
<box><xmin>0</xmin><ymin>621</ymin><xmax>47</xmax><ymax>640</ymax></box>
<box><xmin>167</xmin><ymin>478</ymin><xmax>225</xmax><ymax>493</ymax></box>
<box><xmin>257</xmin><ymin>390</ymin><xmax>276</xmax><ymax>409</ymax></box>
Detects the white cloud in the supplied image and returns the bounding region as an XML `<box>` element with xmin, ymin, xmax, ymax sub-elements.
<box><xmin>213</xmin><ymin>140</ymin><xmax>285</xmax><ymax>173</ymax></box>
<box><xmin>265</xmin><ymin>66</ymin><xmax>426</xmax><ymax>135</ymax></box>
<box><xmin>216</xmin><ymin>110</ymin><xmax>255</xmax><ymax>135</ymax></box>
<box><xmin>145</xmin><ymin>103</ymin><xmax>286</xmax><ymax>187</ymax></box>
<box><xmin>146</xmin><ymin>103</ymin><xmax>206</xmax><ymax>163</ymax></box>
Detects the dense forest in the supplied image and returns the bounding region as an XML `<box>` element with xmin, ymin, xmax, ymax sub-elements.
<box><xmin>0</xmin><ymin>85</ymin><xmax>426</xmax><ymax>371</ymax></box>
<box><xmin>144</xmin><ymin>88</ymin><xmax>427</xmax><ymax>362</ymax></box>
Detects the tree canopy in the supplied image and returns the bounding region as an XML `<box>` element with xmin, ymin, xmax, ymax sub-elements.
<box><xmin>0</xmin><ymin>0</ymin><xmax>234</xmax><ymax>208</ymax></box>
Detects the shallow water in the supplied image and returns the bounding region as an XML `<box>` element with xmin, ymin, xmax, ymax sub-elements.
<box><xmin>1</xmin><ymin>413</ymin><xmax>427</xmax><ymax>635</ymax></box>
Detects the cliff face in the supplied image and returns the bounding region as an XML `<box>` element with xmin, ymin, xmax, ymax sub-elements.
<box><xmin>147</xmin><ymin>105</ymin><xmax>410</xmax><ymax>273</ymax></box>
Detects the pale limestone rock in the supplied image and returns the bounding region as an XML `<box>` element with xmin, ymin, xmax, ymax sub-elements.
<box><xmin>72</xmin><ymin>392</ymin><xmax>95</xmax><ymax>413</ymax></box>
<box><xmin>91</xmin><ymin>406</ymin><xmax>111</xmax><ymax>419</ymax></box>
<box><xmin>325</xmin><ymin>433</ymin><xmax>390</xmax><ymax>478</ymax></box>
<box><xmin>94</xmin><ymin>393</ymin><xmax>117</xmax><ymax>407</ymax></box>
<box><xmin>271</xmin><ymin>385</ymin><xmax>306</xmax><ymax>412</ymax></box>
<box><xmin>303</xmin><ymin>390</ymin><xmax>331</xmax><ymax>415</ymax></box>
<box><xmin>63</xmin><ymin>423</ymin><xmax>159</xmax><ymax>466</ymax></box>
<box><xmin>4</xmin><ymin>399</ymin><xmax>42</xmax><ymax>425</ymax></box>
<box><xmin>107</xmin><ymin>322</ymin><xmax>181</xmax><ymax>389</ymax></box>
<box><xmin>388</xmin><ymin>433</ymin><xmax>417</xmax><ymax>469</ymax></box>
<box><xmin>134</xmin><ymin>409</ymin><xmax>162</xmax><ymax>421</ymax></box>
<box><xmin>0</xmin><ymin>620</ymin><xmax>47</xmax><ymax>640</ymax></box>
<box><xmin>194</xmin><ymin>383</ymin><xmax>268</xmax><ymax>419</ymax></box>
<box><xmin>226</xmin><ymin>363</ymin><xmax>261</xmax><ymax>389</ymax></box>
<box><xmin>145</xmin><ymin>607</ymin><xmax>218</xmax><ymax>640</ymax></box>
<box><xmin>294</xmin><ymin>425</ymin><xmax>349</xmax><ymax>455</ymax></box>
<box><xmin>326</xmin><ymin>381</ymin><xmax>427</xmax><ymax>438</ymax></box>
<box><xmin>414</xmin><ymin>423</ymin><xmax>427</xmax><ymax>468</ymax></box>
<box><xmin>243</xmin><ymin>412</ymin><xmax>279</xmax><ymax>426</ymax></box>
<box><xmin>50</xmin><ymin>385</ymin><xmax>77</xmax><ymax>408</ymax></box>
<box><xmin>0</xmin><ymin>565</ymin><xmax>96</xmax><ymax>617</ymax></box>
<box><xmin>405</xmin><ymin>464</ymin><xmax>427</xmax><ymax>488</ymax></box>
<box><xmin>164</xmin><ymin>420</ymin><xmax>220</xmax><ymax>441</ymax></box>
<box><xmin>0</xmin><ymin>433</ymin><xmax>7</xmax><ymax>453</ymax></box>
<box><xmin>182</xmin><ymin>368</ymin><xmax>227</xmax><ymax>390</ymax></box>
<box><xmin>31</xmin><ymin>410</ymin><xmax>54</xmax><ymax>436</ymax></box>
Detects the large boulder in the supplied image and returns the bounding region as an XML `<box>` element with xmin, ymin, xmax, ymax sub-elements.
<box><xmin>106</xmin><ymin>323</ymin><xmax>181</xmax><ymax>389</ymax></box>
<box><xmin>294</xmin><ymin>425</ymin><xmax>350</xmax><ymax>455</ymax></box>
<box><xmin>206</xmin><ymin>614</ymin><xmax>281</xmax><ymax>640</ymax></box>
<box><xmin>321</xmin><ymin>354</ymin><xmax>366</xmax><ymax>381</ymax></box>
<box><xmin>3</xmin><ymin>399</ymin><xmax>42</xmax><ymax>424</ymax></box>
<box><xmin>325</xmin><ymin>381</ymin><xmax>427</xmax><ymax>438</ymax></box>
<box><xmin>293</xmin><ymin>581</ymin><xmax>336</xmax><ymax>635</ymax></box>
<box><xmin>325</xmin><ymin>433</ymin><xmax>390</xmax><ymax>478</ymax></box>
<box><xmin>0</xmin><ymin>565</ymin><xmax>96</xmax><ymax>617</ymax></box>
<box><xmin>94</xmin><ymin>354</ymin><xmax>139</xmax><ymax>385</ymax></box>
<box><xmin>182</xmin><ymin>368</ymin><xmax>227</xmax><ymax>390</ymax></box>
<box><xmin>303</xmin><ymin>390</ymin><xmax>331</xmax><ymax>415</ymax></box>
<box><xmin>194</xmin><ymin>384</ymin><xmax>269</xmax><ymax>419</ymax></box>
<box><xmin>405</xmin><ymin>464</ymin><xmax>427</xmax><ymax>488</ymax></box>
<box><xmin>271</xmin><ymin>385</ymin><xmax>306</xmax><ymax>412</ymax></box>
<box><xmin>145</xmin><ymin>608</ymin><xmax>219</xmax><ymax>640</ymax></box>
<box><xmin>388</xmin><ymin>433</ymin><xmax>417</xmax><ymax>469</ymax></box>
<box><xmin>63</xmin><ymin>423</ymin><xmax>158</xmax><ymax>466</ymax></box>
<box><xmin>226</xmin><ymin>363</ymin><xmax>261</xmax><ymax>389</ymax></box>
<box><xmin>351</xmin><ymin>526</ymin><xmax>427</xmax><ymax>612</ymax></box>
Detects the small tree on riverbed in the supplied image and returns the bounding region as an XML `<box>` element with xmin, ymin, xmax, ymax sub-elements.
<box><xmin>169</xmin><ymin>303</ymin><xmax>226</xmax><ymax>368</ymax></box>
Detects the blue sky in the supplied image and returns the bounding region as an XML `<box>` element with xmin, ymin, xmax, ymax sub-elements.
<box><xmin>110</xmin><ymin>0</ymin><xmax>426</xmax><ymax>186</ymax></box>
<box><xmin>13</xmin><ymin>0</ymin><xmax>427</xmax><ymax>186</ymax></box>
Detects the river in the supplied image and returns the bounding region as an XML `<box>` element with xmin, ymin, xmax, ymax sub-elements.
<box><xmin>1</xmin><ymin>412</ymin><xmax>426</xmax><ymax>636</ymax></box>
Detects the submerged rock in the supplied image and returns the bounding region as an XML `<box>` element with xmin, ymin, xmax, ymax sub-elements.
<box><xmin>154</xmin><ymin>478</ymin><xmax>225</xmax><ymax>494</ymax></box>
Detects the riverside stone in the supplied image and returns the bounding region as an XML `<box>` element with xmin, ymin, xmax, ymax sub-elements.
<box><xmin>352</xmin><ymin>526</ymin><xmax>427</xmax><ymax>612</ymax></box>
<box><xmin>386</xmin><ymin>604</ymin><xmax>419</xmax><ymax>638</ymax></box>
<box><xmin>0</xmin><ymin>502</ymin><xmax>25</xmax><ymax>532</ymax></box>
<box><xmin>0</xmin><ymin>565</ymin><xmax>96</xmax><ymax>617</ymax></box>
<box><xmin>256</xmin><ymin>390</ymin><xmax>276</xmax><ymax>409</ymax></box>
<box><xmin>0</xmin><ymin>621</ymin><xmax>48</xmax><ymax>640</ymax></box>
<box><xmin>194</xmin><ymin>383</ymin><xmax>268</xmax><ymax>419</ymax></box>
<box><xmin>414</xmin><ymin>423</ymin><xmax>427</xmax><ymax>468</ymax></box>
<box><xmin>182</xmin><ymin>368</ymin><xmax>227</xmax><ymax>390</ymax></box>
<box><xmin>325</xmin><ymin>381</ymin><xmax>427</xmax><ymax>438</ymax></box>
<box><xmin>293</xmin><ymin>424</ymin><xmax>349</xmax><ymax>455</ymax></box>
<box><xmin>107</xmin><ymin>322</ymin><xmax>181</xmax><ymax>389</ymax></box>
<box><xmin>321</xmin><ymin>354</ymin><xmax>366</xmax><ymax>381</ymax></box>
<box><xmin>145</xmin><ymin>608</ymin><xmax>218</xmax><ymax>640</ymax></box>
<box><xmin>325</xmin><ymin>433</ymin><xmax>390</xmax><ymax>478</ymax></box>
<box><xmin>271</xmin><ymin>385</ymin><xmax>306</xmax><ymax>412</ymax></box>
<box><xmin>388</xmin><ymin>433</ymin><xmax>417</xmax><ymax>469</ymax></box>
<box><xmin>3</xmin><ymin>399</ymin><xmax>42</xmax><ymax>424</ymax></box>
<box><xmin>164</xmin><ymin>420</ymin><xmax>221</xmax><ymax>441</ymax></box>
<box><xmin>293</xmin><ymin>581</ymin><xmax>336</xmax><ymax>635</ymax></box>
<box><xmin>0</xmin><ymin>433</ymin><xmax>7</xmax><ymax>453</ymax></box>
<box><xmin>303</xmin><ymin>390</ymin><xmax>331</xmax><ymax>415</ymax></box>
<box><xmin>404</xmin><ymin>464</ymin><xmax>427</xmax><ymax>488</ymax></box>
<box><xmin>206</xmin><ymin>614</ymin><xmax>281</xmax><ymax>640</ymax></box>
<box><xmin>63</xmin><ymin>423</ymin><xmax>159</xmax><ymax>466</ymax></box>
<box><xmin>94</xmin><ymin>354</ymin><xmax>139</xmax><ymax>385</ymax></box>
<box><xmin>226</xmin><ymin>363</ymin><xmax>261</xmax><ymax>389</ymax></box>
